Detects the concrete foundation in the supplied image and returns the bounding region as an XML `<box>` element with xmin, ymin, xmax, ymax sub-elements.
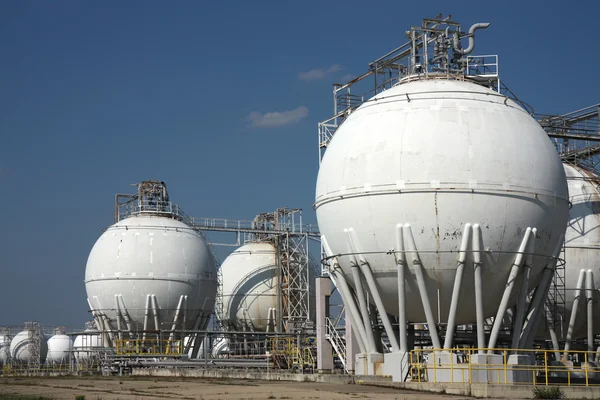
<box><xmin>355</xmin><ymin>353</ymin><xmax>384</xmax><ymax>376</ymax></box>
<box><xmin>383</xmin><ymin>351</ymin><xmax>410</xmax><ymax>382</ymax></box>
<box><xmin>506</xmin><ymin>354</ymin><xmax>534</xmax><ymax>384</ymax></box>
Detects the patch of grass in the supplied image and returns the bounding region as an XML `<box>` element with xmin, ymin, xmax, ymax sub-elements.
<box><xmin>532</xmin><ymin>386</ymin><xmax>565</xmax><ymax>399</ymax></box>
<box><xmin>267</xmin><ymin>395</ymin><xmax>276</xmax><ymax>399</ymax></box>
<box><xmin>75</xmin><ymin>395</ymin><xmax>85</xmax><ymax>400</ymax></box>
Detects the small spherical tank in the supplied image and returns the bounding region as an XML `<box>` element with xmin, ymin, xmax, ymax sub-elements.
<box><xmin>9</xmin><ymin>331</ymin><xmax>48</xmax><ymax>364</ymax></box>
<box><xmin>85</xmin><ymin>215</ymin><xmax>218</xmax><ymax>333</ymax></box>
<box><xmin>315</xmin><ymin>78</ymin><xmax>569</xmax><ymax>324</ymax></box>
<box><xmin>556</xmin><ymin>164</ymin><xmax>600</xmax><ymax>339</ymax></box>
<box><xmin>220</xmin><ymin>241</ymin><xmax>316</xmax><ymax>332</ymax></box>
<box><xmin>0</xmin><ymin>334</ymin><xmax>11</xmax><ymax>364</ymax></box>
<box><xmin>46</xmin><ymin>334</ymin><xmax>73</xmax><ymax>364</ymax></box>
<box><xmin>73</xmin><ymin>331</ymin><xmax>102</xmax><ymax>361</ymax></box>
<box><xmin>220</xmin><ymin>242</ymin><xmax>280</xmax><ymax>332</ymax></box>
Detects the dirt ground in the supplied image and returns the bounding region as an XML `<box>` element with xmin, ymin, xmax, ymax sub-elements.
<box><xmin>0</xmin><ymin>376</ymin><xmax>467</xmax><ymax>400</ymax></box>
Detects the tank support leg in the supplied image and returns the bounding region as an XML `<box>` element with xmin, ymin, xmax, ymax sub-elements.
<box><xmin>143</xmin><ymin>294</ymin><xmax>151</xmax><ymax>340</ymax></box>
<box><xmin>443</xmin><ymin>223</ymin><xmax>471</xmax><ymax>350</ymax></box>
<box><xmin>403</xmin><ymin>224</ymin><xmax>442</xmax><ymax>349</ymax></box>
<box><xmin>346</xmin><ymin>231</ymin><xmax>377</xmax><ymax>352</ymax></box>
<box><xmin>586</xmin><ymin>269</ymin><xmax>594</xmax><ymax>352</ymax></box>
<box><xmin>118</xmin><ymin>295</ymin><xmax>133</xmax><ymax>332</ymax></box>
<box><xmin>395</xmin><ymin>224</ymin><xmax>408</xmax><ymax>352</ymax></box>
<box><xmin>331</xmin><ymin>269</ymin><xmax>368</xmax><ymax>353</ymax></box>
<box><xmin>169</xmin><ymin>295</ymin><xmax>185</xmax><ymax>341</ymax></box>
<box><xmin>151</xmin><ymin>294</ymin><xmax>160</xmax><ymax>334</ymax></box>
<box><xmin>348</xmin><ymin>228</ymin><xmax>400</xmax><ymax>352</ymax></box>
<box><xmin>488</xmin><ymin>227</ymin><xmax>534</xmax><ymax>351</ymax></box>
<box><xmin>114</xmin><ymin>295</ymin><xmax>124</xmax><ymax>340</ymax></box>
<box><xmin>322</xmin><ymin>236</ymin><xmax>369</xmax><ymax>353</ymax></box>
<box><xmin>544</xmin><ymin>304</ymin><xmax>561</xmax><ymax>361</ymax></box>
<box><xmin>520</xmin><ymin>235</ymin><xmax>563</xmax><ymax>349</ymax></box>
<box><xmin>473</xmin><ymin>224</ymin><xmax>486</xmax><ymax>352</ymax></box>
<box><xmin>564</xmin><ymin>269</ymin><xmax>586</xmax><ymax>357</ymax></box>
<box><xmin>512</xmin><ymin>232</ymin><xmax>536</xmax><ymax>350</ymax></box>
<box><xmin>93</xmin><ymin>296</ymin><xmax>114</xmax><ymax>347</ymax></box>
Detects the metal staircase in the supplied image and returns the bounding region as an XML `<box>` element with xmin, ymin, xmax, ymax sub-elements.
<box><xmin>325</xmin><ymin>317</ymin><xmax>347</xmax><ymax>372</ymax></box>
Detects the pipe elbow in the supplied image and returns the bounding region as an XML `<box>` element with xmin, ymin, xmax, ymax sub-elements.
<box><xmin>456</xmin><ymin>22</ymin><xmax>491</xmax><ymax>56</ymax></box>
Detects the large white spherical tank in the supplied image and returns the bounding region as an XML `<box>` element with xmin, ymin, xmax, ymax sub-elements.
<box><xmin>46</xmin><ymin>334</ymin><xmax>73</xmax><ymax>364</ymax></box>
<box><xmin>73</xmin><ymin>331</ymin><xmax>102</xmax><ymax>360</ymax></box>
<box><xmin>315</xmin><ymin>78</ymin><xmax>569</xmax><ymax>324</ymax></box>
<box><xmin>220</xmin><ymin>242</ymin><xmax>280</xmax><ymax>332</ymax></box>
<box><xmin>9</xmin><ymin>331</ymin><xmax>48</xmax><ymax>363</ymax></box>
<box><xmin>85</xmin><ymin>215</ymin><xmax>218</xmax><ymax>332</ymax></box>
<box><xmin>0</xmin><ymin>335</ymin><xmax>11</xmax><ymax>364</ymax></box>
<box><xmin>555</xmin><ymin>164</ymin><xmax>600</xmax><ymax>339</ymax></box>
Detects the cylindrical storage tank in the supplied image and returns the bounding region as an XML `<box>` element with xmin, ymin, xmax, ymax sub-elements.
<box><xmin>46</xmin><ymin>331</ymin><xmax>73</xmax><ymax>364</ymax></box>
<box><xmin>85</xmin><ymin>215</ymin><xmax>218</xmax><ymax>335</ymax></box>
<box><xmin>9</xmin><ymin>331</ymin><xmax>48</xmax><ymax>364</ymax></box>
<box><xmin>315</xmin><ymin>78</ymin><xmax>569</xmax><ymax>324</ymax></box>
<box><xmin>552</xmin><ymin>164</ymin><xmax>600</xmax><ymax>339</ymax></box>
<box><xmin>73</xmin><ymin>330</ymin><xmax>102</xmax><ymax>361</ymax></box>
<box><xmin>220</xmin><ymin>242</ymin><xmax>279</xmax><ymax>332</ymax></box>
<box><xmin>0</xmin><ymin>333</ymin><xmax>11</xmax><ymax>365</ymax></box>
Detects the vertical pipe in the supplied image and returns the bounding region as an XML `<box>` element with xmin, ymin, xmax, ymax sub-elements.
<box><xmin>403</xmin><ymin>224</ymin><xmax>442</xmax><ymax>349</ymax></box>
<box><xmin>443</xmin><ymin>223</ymin><xmax>471</xmax><ymax>350</ymax></box>
<box><xmin>564</xmin><ymin>269</ymin><xmax>586</xmax><ymax>356</ymax></box>
<box><xmin>511</xmin><ymin>229</ymin><xmax>536</xmax><ymax>350</ymax></box>
<box><xmin>396</xmin><ymin>224</ymin><xmax>408</xmax><ymax>352</ymax></box>
<box><xmin>472</xmin><ymin>224</ymin><xmax>486</xmax><ymax>352</ymax></box>
<box><xmin>488</xmin><ymin>227</ymin><xmax>532</xmax><ymax>351</ymax></box>
<box><xmin>586</xmin><ymin>270</ymin><xmax>594</xmax><ymax>352</ymax></box>
<box><xmin>348</xmin><ymin>229</ymin><xmax>400</xmax><ymax>352</ymax></box>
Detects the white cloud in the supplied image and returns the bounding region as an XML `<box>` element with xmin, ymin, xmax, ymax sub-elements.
<box><xmin>341</xmin><ymin>73</ymin><xmax>355</xmax><ymax>82</ymax></box>
<box><xmin>247</xmin><ymin>106</ymin><xmax>309</xmax><ymax>128</ymax></box>
<box><xmin>298</xmin><ymin>64</ymin><xmax>343</xmax><ymax>81</ymax></box>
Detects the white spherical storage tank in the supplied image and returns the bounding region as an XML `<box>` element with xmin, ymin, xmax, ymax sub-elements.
<box><xmin>46</xmin><ymin>333</ymin><xmax>73</xmax><ymax>364</ymax></box>
<box><xmin>73</xmin><ymin>331</ymin><xmax>102</xmax><ymax>361</ymax></box>
<box><xmin>0</xmin><ymin>334</ymin><xmax>11</xmax><ymax>364</ymax></box>
<box><xmin>220</xmin><ymin>242</ymin><xmax>279</xmax><ymax>332</ymax></box>
<box><xmin>85</xmin><ymin>215</ymin><xmax>218</xmax><ymax>335</ymax></box>
<box><xmin>553</xmin><ymin>163</ymin><xmax>600</xmax><ymax>340</ymax></box>
<box><xmin>9</xmin><ymin>331</ymin><xmax>48</xmax><ymax>363</ymax></box>
<box><xmin>315</xmin><ymin>78</ymin><xmax>569</xmax><ymax>331</ymax></box>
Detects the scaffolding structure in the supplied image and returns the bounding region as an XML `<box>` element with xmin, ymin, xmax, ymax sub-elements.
<box><xmin>190</xmin><ymin>208</ymin><xmax>320</xmax><ymax>334</ymax></box>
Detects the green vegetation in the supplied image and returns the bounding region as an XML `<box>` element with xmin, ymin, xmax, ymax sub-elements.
<box><xmin>532</xmin><ymin>386</ymin><xmax>565</xmax><ymax>399</ymax></box>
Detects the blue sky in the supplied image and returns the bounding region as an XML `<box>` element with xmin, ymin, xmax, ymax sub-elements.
<box><xmin>1</xmin><ymin>0</ymin><xmax>598</xmax><ymax>327</ymax></box>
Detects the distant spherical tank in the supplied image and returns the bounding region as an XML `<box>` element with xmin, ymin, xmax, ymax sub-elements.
<box><xmin>556</xmin><ymin>164</ymin><xmax>600</xmax><ymax>339</ymax></box>
<box><xmin>9</xmin><ymin>331</ymin><xmax>48</xmax><ymax>363</ymax></box>
<box><xmin>85</xmin><ymin>215</ymin><xmax>218</xmax><ymax>333</ymax></box>
<box><xmin>220</xmin><ymin>242</ymin><xmax>316</xmax><ymax>332</ymax></box>
<box><xmin>315</xmin><ymin>78</ymin><xmax>569</xmax><ymax>324</ymax></box>
<box><xmin>0</xmin><ymin>334</ymin><xmax>11</xmax><ymax>364</ymax></box>
<box><xmin>220</xmin><ymin>242</ymin><xmax>280</xmax><ymax>332</ymax></box>
<box><xmin>46</xmin><ymin>333</ymin><xmax>73</xmax><ymax>364</ymax></box>
<box><xmin>73</xmin><ymin>331</ymin><xmax>102</xmax><ymax>361</ymax></box>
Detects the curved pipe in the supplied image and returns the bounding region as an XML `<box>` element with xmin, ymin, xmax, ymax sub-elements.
<box><xmin>454</xmin><ymin>22</ymin><xmax>491</xmax><ymax>56</ymax></box>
